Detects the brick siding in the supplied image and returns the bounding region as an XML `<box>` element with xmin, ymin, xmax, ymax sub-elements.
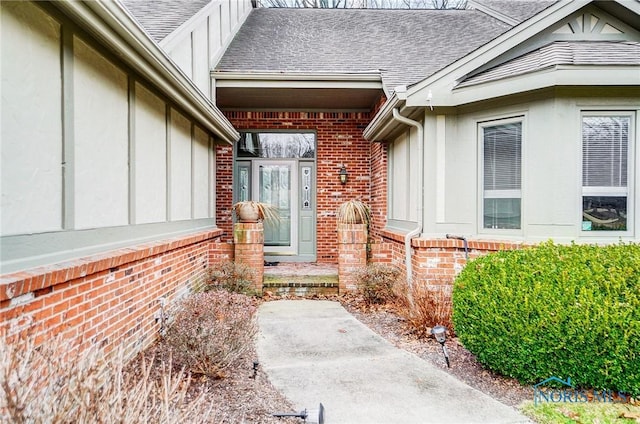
<box><xmin>217</xmin><ymin>111</ymin><xmax>373</xmax><ymax>263</ymax></box>
<box><xmin>0</xmin><ymin>230</ymin><xmax>226</xmax><ymax>359</ymax></box>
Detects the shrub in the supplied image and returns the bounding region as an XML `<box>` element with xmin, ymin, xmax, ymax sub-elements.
<box><xmin>0</xmin><ymin>334</ymin><xmax>212</xmax><ymax>423</ymax></box>
<box><xmin>163</xmin><ymin>290</ymin><xmax>257</xmax><ymax>378</ymax></box>
<box><xmin>202</xmin><ymin>261</ymin><xmax>256</xmax><ymax>295</ymax></box>
<box><xmin>396</xmin><ymin>282</ymin><xmax>452</xmax><ymax>339</ymax></box>
<box><xmin>453</xmin><ymin>241</ymin><xmax>640</xmax><ymax>396</ymax></box>
<box><xmin>355</xmin><ymin>263</ymin><xmax>400</xmax><ymax>305</ymax></box>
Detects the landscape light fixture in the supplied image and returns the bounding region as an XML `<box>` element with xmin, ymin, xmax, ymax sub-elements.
<box><xmin>339</xmin><ymin>164</ymin><xmax>348</xmax><ymax>185</ymax></box>
<box><xmin>431</xmin><ymin>325</ymin><xmax>450</xmax><ymax>368</ymax></box>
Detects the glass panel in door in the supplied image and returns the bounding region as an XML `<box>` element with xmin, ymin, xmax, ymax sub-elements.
<box><xmin>254</xmin><ymin>161</ymin><xmax>297</xmax><ymax>254</ymax></box>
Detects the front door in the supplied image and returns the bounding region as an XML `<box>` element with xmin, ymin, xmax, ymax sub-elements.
<box><xmin>254</xmin><ymin>161</ymin><xmax>297</xmax><ymax>255</ymax></box>
<box><xmin>235</xmin><ymin>132</ymin><xmax>317</xmax><ymax>261</ymax></box>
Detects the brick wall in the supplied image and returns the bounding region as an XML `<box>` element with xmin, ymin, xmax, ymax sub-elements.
<box><xmin>378</xmin><ymin>228</ymin><xmax>526</xmax><ymax>295</ymax></box>
<box><xmin>217</xmin><ymin>111</ymin><xmax>372</xmax><ymax>263</ymax></box>
<box><xmin>0</xmin><ymin>230</ymin><xmax>225</xmax><ymax>359</ymax></box>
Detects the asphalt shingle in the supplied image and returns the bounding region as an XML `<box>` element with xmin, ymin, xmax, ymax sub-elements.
<box><xmin>215</xmin><ymin>8</ymin><xmax>512</xmax><ymax>91</ymax></box>
<box><xmin>120</xmin><ymin>0</ymin><xmax>211</xmax><ymax>42</ymax></box>
<box><xmin>472</xmin><ymin>0</ymin><xmax>558</xmax><ymax>23</ymax></box>
<box><xmin>458</xmin><ymin>40</ymin><xmax>640</xmax><ymax>87</ymax></box>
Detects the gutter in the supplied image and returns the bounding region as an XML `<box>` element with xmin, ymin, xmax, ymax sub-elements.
<box><xmin>53</xmin><ymin>0</ymin><xmax>239</xmax><ymax>144</ymax></box>
<box><xmin>391</xmin><ymin>108</ymin><xmax>424</xmax><ymax>288</ymax></box>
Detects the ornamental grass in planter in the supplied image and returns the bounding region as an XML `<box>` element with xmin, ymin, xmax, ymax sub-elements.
<box><xmin>233</xmin><ymin>201</ymin><xmax>280</xmax><ymax>224</ymax></box>
<box><xmin>337</xmin><ymin>200</ymin><xmax>371</xmax><ymax>225</ymax></box>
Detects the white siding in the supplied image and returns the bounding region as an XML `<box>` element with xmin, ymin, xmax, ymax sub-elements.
<box><xmin>170</xmin><ymin>36</ymin><xmax>192</xmax><ymax>79</ymax></box>
<box><xmin>192</xmin><ymin>24</ymin><xmax>209</xmax><ymax>95</ymax></box>
<box><xmin>193</xmin><ymin>127</ymin><xmax>210</xmax><ymax>219</ymax></box>
<box><xmin>390</xmin><ymin>131</ymin><xmax>409</xmax><ymax>221</ymax></box>
<box><xmin>73</xmin><ymin>36</ymin><xmax>129</xmax><ymax>229</ymax></box>
<box><xmin>169</xmin><ymin>109</ymin><xmax>192</xmax><ymax>220</ymax></box>
<box><xmin>160</xmin><ymin>0</ymin><xmax>252</xmax><ymax>102</ymax></box>
<box><xmin>1</xmin><ymin>2</ymin><xmax>62</xmax><ymax>236</ymax></box>
<box><xmin>134</xmin><ymin>83</ymin><xmax>167</xmax><ymax>224</ymax></box>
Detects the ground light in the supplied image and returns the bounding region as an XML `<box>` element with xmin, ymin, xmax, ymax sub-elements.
<box><xmin>431</xmin><ymin>325</ymin><xmax>450</xmax><ymax>368</ymax></box>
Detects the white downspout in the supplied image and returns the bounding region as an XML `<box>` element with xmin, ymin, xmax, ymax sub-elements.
<box><xmin>392</xmin><ymin>108</ymin><xmax>424</xmax><ymax>288</ymax></box>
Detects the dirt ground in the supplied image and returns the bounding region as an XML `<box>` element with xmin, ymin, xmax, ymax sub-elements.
<box><xmin>130</xmin><ymin>295</ymin><xmax>531</xmax><ymax>423</ymax></box>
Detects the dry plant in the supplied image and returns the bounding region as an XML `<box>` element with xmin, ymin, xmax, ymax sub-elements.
<box><xmin>0</xmin><ymin>333</ymin><xmax>214</xmax><ymax>423</ymax></box>
<box><xmin>203</xmin><ymin>261</ymin><xmax>256</xmax><ymax>295</ymax></box>
<box><xmin>355</xmin><ymin>263</ymin><xmax>400</xmax><ymax>305</ymax></box>
<box><xmin>233</xmin><ymin>201</ymin><xmax>280</xmax><ymax>224</ymax></box>
<box><xmin>337</xmin><ymin>200</ymin><xmax>371</xmax><ymax>225</ymax></box>
<box><xmin>162</xmin><ymin>290</ymin><xmax>257</xmax><ymax>378</ymax></box>
<box><xmin>396</xmin><ymin>281</ymin><xmax>453</xmax><ymax>339</ymax></box>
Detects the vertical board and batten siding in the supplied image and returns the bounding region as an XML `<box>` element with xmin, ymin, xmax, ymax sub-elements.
<box><xmin>0</xmin><ymin>1</ymin><xmax>230</xmax><ymax>360</ymax></box>
<box><xmin>134</xmin><ymin>83</ymin><xmax>168</xmax><ymax>224</ymax></box>
<box><xmin>73</xmin><ymin>36</ymin><xmax>130</xmax><ymax>230</ymax></box>
<box><xmin>161</xmin><ymin>0</ymin><xmax>252</xmax><ymax>99</ymax></box>
<box><xmin>1</xmin><ymin>1</ymin><xmax>63</xmax><ymax>236</ymax></box>
<box><xmin>0</xmin><ymin>0</ymin><xmax>218</xmax><ymax>273</ymax></box>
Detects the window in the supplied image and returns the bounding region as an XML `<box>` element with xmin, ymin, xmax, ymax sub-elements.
<box><xmin>482</xmin><ymin>120</ymin><xmax>522</xmax><ymax>230</ymax></box>
<box><xmin>582</xmin><ymin>114</ymin><xmax>631</xmax><ymax>232</ymax></box>
<box><xmin>237</xmin><ymin>132</ymin><xmax>315</xmax><ymax>158</ymax></box>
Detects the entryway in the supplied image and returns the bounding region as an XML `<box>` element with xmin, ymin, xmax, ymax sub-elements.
<box><xmin>235</xmin><ymin>132</ymin><xmax>317</xmax><ymax>262</ymax></box>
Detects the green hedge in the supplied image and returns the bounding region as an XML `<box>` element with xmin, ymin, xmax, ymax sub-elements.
<box><xmin>452</xmin><ymin>242</ymin><xmax>640</xmax><ymax>396</ymax></box>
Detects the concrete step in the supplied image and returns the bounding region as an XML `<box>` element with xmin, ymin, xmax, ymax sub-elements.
<box><xmin>263</xmin><ymin>274</ymin><xmax>339</xmax><ymax>296</ymax></box>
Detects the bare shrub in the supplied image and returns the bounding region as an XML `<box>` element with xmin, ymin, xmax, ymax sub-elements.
<box><xmin>163</xmin><ymin>290</ymin><xmax>257</xmax><ymax>378</ymax></box>
<box><xmin>0</xmin><ymin>333</ymin><xmax>213</xmax><ymax>423</ymax></box>
<box><xmin>355</xmin><ymin>264</ymin><xmax>400</xmax><ymax>305</ymax></box>
<box><xmin>397</xmin><ymin>282</ymin><xmax>453</xmax><ymax>339</ymax></box>
<box><xmin>202</xmin><ymin>261</ymin><xmax>256</xmax><ymax>295</ymax></box>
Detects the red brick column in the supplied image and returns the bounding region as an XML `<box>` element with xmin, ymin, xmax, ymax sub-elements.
<box><xmin>338</xmin><ymin>223</ymin><xmax>368</xmax><ymax>292</ymax></box>
<box><xmin>233</xmin><ymin>223</ymin><xmax>264</xmax><ymax>292</ymax></box>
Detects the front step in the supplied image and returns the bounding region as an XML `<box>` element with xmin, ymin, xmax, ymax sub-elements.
<box><xmin>263</xmin><ymin>275</ymin><xmax>339</xmax><ymax>296</ymax></box>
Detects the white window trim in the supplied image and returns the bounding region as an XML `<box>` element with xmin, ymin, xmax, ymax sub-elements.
<box><xmin>580</xmin><ymin>110</ymin><xmax>635</xmax><ymax>237</ymax></box>
<box><xmin>478</xmin><ymin>115</ymin><xmax>525</xmax><ymax>235</ymax></box>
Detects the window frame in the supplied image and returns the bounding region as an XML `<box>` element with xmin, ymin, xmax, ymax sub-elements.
<box><xmin>478</xmin><ymin>115</ymin><xmax>525</xmax><ymax>235</ymax></box>
<box><xmin>580</xmin><ymin>111</ymin><xmax>635</xmax><ymax>236</ymax></box>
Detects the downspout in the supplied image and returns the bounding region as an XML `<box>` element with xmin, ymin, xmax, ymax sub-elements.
<box><xmin>392</xmin><ymin>108</ymin><xmax>424</xmax><ymax>288</ymax></box>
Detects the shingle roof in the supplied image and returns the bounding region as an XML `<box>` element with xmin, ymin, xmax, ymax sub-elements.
<box><xmin>458</xmin><ymin>41</ymin><xmax>640</xmax><ymax>87</ymax></box>
<box><xmin>215</xmin><ymin>8</ymin><xmax>512</xmax><ymax>91</ymax></box>
<box><xmin>120</xmin><ymin>0</ymin><xmax>211</xmax><ymax>42</ymax></box>
<box><xmin>472</xmin><ymin>0</ymin><xmax>558</xmax><ymax>23</ymax></box>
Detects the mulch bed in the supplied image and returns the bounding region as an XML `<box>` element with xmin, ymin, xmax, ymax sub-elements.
<box><xmin>127</xmin><ymin>294</ymin><xmax>531</xmax><ymax>422</ymax></box>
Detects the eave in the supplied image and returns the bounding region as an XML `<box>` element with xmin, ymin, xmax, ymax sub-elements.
<box><xmin>213</xmin><ymin>71</ymin><xmax>384</xmax><ymax>111</ymax></box>
<box><xmin>417</xmin><ymin>65</ymin><xmax>640</xmax><ymax>107</ymax></box>
<box><xmin>52</xmin><ymin>0</ymin><xmax>239</xmax><ymax>144</ymax></box>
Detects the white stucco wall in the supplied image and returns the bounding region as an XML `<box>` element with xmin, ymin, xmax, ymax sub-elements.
<box><xmin>134</xmin><ymin>83</ymin><xmax>167</xmax><ymax>224</ymax></box>
<box><xmin>193</xmin><ymin>126</ymin><xmax>210</xmax><ymax>219</ymax></box>
<box><xmin>417</xmin><ymin>90</ymin><xmax>640</xmax><ymax>242</ymax></box>
<box><xmin>1</xmin><ymin>1</ymin><xmax>62</xmax><ymax>236</ymax></box>
<box><xmin>169</xmin><ymin>109</ymin><xmax>193</xmax><ymax>221</ymax></box>
<box><xmin>0</xmin><ymin>1</ymin><xmax>223</xmax><ymax>273</ymax></box>
<box><xmin>74</xmin><ymin>36</ymin><xmax>129</xmax><ymax>229</ymax></box>
<box><xmin>160</xmin><ymin>0</ymin><xmax>253</xmax><ymax>100</ymax></box>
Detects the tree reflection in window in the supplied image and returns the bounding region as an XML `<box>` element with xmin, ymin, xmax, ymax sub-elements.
<box><xmin>237</xmin><ymin>132</ymin><xmax>315</xmax><ymax>158</ymax></box>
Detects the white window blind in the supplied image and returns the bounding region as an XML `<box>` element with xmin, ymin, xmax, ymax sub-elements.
<box><xmin>582</xmin><ymin>116</ymin><xmax>629</xmax><ymax>189</ymax></box>
<box><xmin>482</xmin><ymin>121</ymin><xmax>522</xmax><ymax>230</ymax></box>
<box><xmin>484</xmin><ymin>123</ymin><xmax>522</xmax><ymax>192</ymax></box>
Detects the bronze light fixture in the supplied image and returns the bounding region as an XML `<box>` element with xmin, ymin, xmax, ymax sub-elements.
<box><xmin>339</xmin><ymin>164</ymin><xmax>348</xmax><ymax>185</ymax></box>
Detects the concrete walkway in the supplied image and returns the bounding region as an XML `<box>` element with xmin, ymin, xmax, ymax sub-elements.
<box><xmin>257</xmin><ymin>300</ymin><xmax>531</xmax><ymax>424</ymax></box>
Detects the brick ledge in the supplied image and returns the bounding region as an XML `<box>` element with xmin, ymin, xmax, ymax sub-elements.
<box><xmin>378</xmin><ymin>228</ymin><xmax>528</xmax><ymax>251</ymax></box>
<box><xmin>0</xmin><ymin>229</ymin><xmax>223</xmax><ymax>303</ymax></box>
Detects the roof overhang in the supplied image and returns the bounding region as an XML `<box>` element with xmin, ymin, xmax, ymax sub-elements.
<box><xmin>422</xmin><ymin>65</ymin><xmax>640</xmax><ymax>107</ymax></box>
<box><xmin>366</xmin><ymin>0</ymin><xmax>640</xmax><ymax>141</ymax></box>
<box><xmin>52</xmin><ymin>0</ymin><xmax>239</xmax><ymax>143</ymax></box>
<box><xmin>213</xmin><ymin>71</ymin><xmax>384</xmax><ymax>110</ymax></box>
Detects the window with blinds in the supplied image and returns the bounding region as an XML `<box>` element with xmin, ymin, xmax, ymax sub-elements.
<box><xmin>482</xmin><ymin>121</ymin><xmax>522</xmax><ymax>229</ymax></box>
<box><xmin>582</xmin><ymin>115</ymin><xmax>631</xmax><ymax>232</ymax></box>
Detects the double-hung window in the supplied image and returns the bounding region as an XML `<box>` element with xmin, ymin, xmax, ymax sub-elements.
<box><xmin>582</xmin><ymin>114</ymin><xmax>632</xmax><ymax>232</ymax></box>
<box><xmin>482</xmin><ymin>119</ymin><xmax>522</xmax><ymax>230</ymax></box>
